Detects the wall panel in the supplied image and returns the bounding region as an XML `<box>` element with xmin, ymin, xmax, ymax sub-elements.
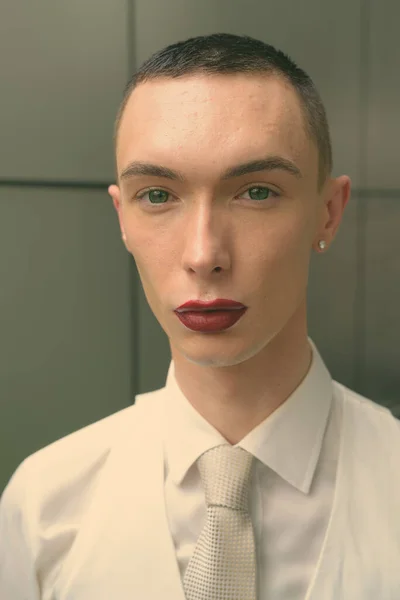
<box><xmin>364</xmin><ymin>196</ymin><xmax>400</xmax><ymax>417</ymax></box>
<box><xmin>0</xmin><ymin>187</ymin><xmax>132</xmax><ymax>490</ymax></box>
<box><xmin>366</xmin><ymin>0</ymin><xmax>400</xmax><ymax>189</ymax></box>
<box><xmin>0</xmin><ymin>0</ymin><xmax>128</xmax><ymax>182</ymax></box>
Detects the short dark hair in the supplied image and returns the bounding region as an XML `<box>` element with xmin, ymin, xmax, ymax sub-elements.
<box><xmin>114</xmin><ymin>33</ymin><xmax>332</xmax><ymax>189</ymax></box>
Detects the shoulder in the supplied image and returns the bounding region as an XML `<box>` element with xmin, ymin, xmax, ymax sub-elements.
<box><xmin>332</xmin><ymin>379</ymin><xmax>400</xmax><ymax>436</ymax></box>
<box><xmin>1</xmin><ymin>385</ymin><xmax>165</xmax><ymax>508</ymax></box>
<box><xmin>1</xmin><ymin>403</ymin><xmax>136</xmax><ymax>514</ymax></box>
<box><xmin>0</xmin><ymin>387</ymin><xmax>165</xmax><ymax>593</ymax></box>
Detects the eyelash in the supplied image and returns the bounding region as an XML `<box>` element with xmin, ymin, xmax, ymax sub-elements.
<box><xmin>134</xmin><ymin>185</ymin><xmax>279</xmax><ymax>207</ymax></box>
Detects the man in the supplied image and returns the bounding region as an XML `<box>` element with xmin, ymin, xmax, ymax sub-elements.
<box><xmin>1</xmin><ymin>32</ymin><xmax>400</xmax><ymax>599</ymax></box>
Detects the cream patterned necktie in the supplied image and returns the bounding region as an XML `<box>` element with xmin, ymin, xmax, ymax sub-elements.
<box><xmin>183</xmin><ymin>444</ymin><xmax>257</xmax><ymax>600</ymax></box>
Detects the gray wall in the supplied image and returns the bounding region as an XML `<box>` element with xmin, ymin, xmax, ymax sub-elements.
<box><xmin>1</xmin><ymin>0</ymin><xmax>399</xmax><ymax>492</ymax></box>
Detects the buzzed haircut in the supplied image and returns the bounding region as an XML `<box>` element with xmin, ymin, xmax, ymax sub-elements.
<box><xmin>114</xmin><ymin>33</ymin><xmax>332</xmax><ymax>190</ymax></box>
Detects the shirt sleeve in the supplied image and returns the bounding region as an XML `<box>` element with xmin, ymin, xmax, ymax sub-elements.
<box><xmin>0</xmin><ymin>461</ymin><xmax>41</xmax><ymax>599</ymax></box>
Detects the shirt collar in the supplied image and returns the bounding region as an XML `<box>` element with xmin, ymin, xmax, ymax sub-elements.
<box><xmin>162</xmin><ymin>337</ymin><xmax>333</xmax><ymax>494</ymax></box>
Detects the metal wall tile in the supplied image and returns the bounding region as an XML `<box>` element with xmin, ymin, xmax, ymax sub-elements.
<box><xmin>364</xmin><ymin>196</ymin><xmax>400</xmax><ymax>417</ymax></box>
<box><xmin>366</xmin><ymin>0</ymin><xmax>400</xmax><ymax>189</ymax></box>
<box><xmin>0</xmin><ymin>0</ymin><xmax>128</xmax><ymax>182</ymax></box>
<box><xmin>0</xmin><ymin>187</ymin><xmax>132</xmax><ymax>491</ymax></box>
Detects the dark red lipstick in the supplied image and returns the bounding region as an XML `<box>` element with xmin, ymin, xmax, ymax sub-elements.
<box><xmin>174</xmin><ymin>298</ymin><xmax>247</xmax><ymax>332</ymax></box>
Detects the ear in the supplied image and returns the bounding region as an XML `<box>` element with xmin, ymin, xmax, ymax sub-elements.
<box><xmin>108</xmin><ymin>184</ymin><xmax>127</xmax><ymax>245</ymax></box>
<box><xmin>317</xmin><ymin>175</ymin><xmax>351</xmax><ymax>248</ymax></box>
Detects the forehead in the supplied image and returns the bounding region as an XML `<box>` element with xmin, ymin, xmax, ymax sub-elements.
<box><xmin>117</xmin><ymin>74</ymin><xmax>315</xmax><ymax>175</ymax></box>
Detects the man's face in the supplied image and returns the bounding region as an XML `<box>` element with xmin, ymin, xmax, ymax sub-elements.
<box><xmin>112</xmin><ymin>73</ymin><xmax>325</xmax><ymax>367</ymax></box>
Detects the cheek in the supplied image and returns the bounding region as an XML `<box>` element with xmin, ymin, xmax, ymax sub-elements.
<box><xmin>256</xmin><ymin>207</ymin><xmax>310</xmax><ymax>261</ymax></box>
<box><xmin>246</xmin><ymin>212</ymin><xmax>311</xmax><ymax>294</ymax></box>
<box><xmin>125</xmin><ymin>225</ymin><xmax>173</xmax><ymax>285</ymax></box>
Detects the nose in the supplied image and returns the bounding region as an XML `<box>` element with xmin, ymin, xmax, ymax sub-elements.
<box><xmin>181</xmin><ymin>206</ymin><xmax>230</xmax><ymax>276</ymax></box>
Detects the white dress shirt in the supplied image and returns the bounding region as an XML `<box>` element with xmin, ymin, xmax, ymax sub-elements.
<box><xmin>2</xmin><ymin>336</ymin><xmax>400</xmax><ymax>599</ymax></box>
<box><xmin>163</xmin><ymin>336</ymin><xmax>339</xmax><ymax>598</ymax></box>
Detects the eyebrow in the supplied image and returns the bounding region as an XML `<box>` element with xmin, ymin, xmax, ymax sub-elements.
<box><xmin>119</xmin><ymin>155</ymin><xmax>302</xmax><ymax>183</ymax></box>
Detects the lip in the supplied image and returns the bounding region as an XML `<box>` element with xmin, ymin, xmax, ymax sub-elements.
<box><xmin>175</xmin><ymin>298</ymin><xmax>246</xmax><ymax>313</ymax></box>
<box><xmin>175</xmin><ymin>307</ymin><xmax>247</xmax><ymax>332</ymax></box>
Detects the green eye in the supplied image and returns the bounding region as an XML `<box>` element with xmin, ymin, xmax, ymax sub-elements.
<box><xmin>244</xmin><ymin>187</ymin><xmax>275</xmax><ymax>201</ymax></box>
<box><xmin>146</xmin><ymin>189</ymin><xmax>169</xmax><ymax>204</ymax></box>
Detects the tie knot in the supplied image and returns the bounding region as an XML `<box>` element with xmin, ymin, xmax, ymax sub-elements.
<box><xmin>197</xmin><ymin>444</ymin><xmax>254</xmax><ymax>511</ymax></box>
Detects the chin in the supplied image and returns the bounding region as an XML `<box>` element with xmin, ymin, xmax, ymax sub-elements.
<box><xmin>171</xmin><ymin>336</ymin><xmax>268</xmax><ymax>369</ymax></box>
